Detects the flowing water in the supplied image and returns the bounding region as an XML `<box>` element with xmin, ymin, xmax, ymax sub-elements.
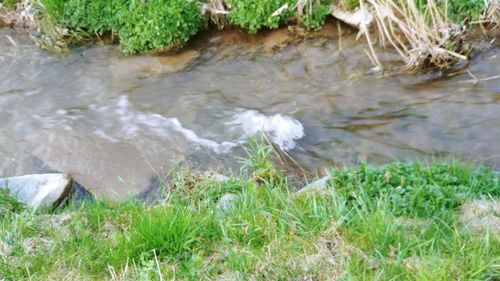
<box><xmin>1</xmin><ymin>25</ymin><xmax>499</xmax><ymax>199</ymax></box>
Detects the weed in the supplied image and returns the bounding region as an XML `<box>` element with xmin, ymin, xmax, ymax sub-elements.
<box><xmin>331</xmin><ymin>162</ymin><xmax>499</xmax><ymax>217</ymax></box>
<box><xmin>62</xmin><ymin>0</ymin><xmax>128</xmax><ymax>35</ymax></box>
<box><xmin>225</xmin><ymin>0</ymin><xmax>295</xmax><ymax>33</ymax></box>
<box><xmin>36</xmin><ymin>0</ymin><xmax>205</xmax><ymax>54</ymax></box>
<box><xmin>118</xmin><ymin>0</ymin><xmax>205</xmax><ymax>54</ymax></box>
<box><xmin>240</xmin><ymin>134</ymin><xmax>279</xmax><ymax>183</ymax></box>
<box><xmin>297</xmin><ymin>0</ymin><xmax>332</xmax><ymax>30</ymax></box>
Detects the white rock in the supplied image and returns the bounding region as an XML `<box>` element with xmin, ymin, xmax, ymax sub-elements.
<box><xmin>209</xmin><ymin>173</ymin><xmax>230</xmax><ymax>182</ymax></box>
<box><xmin>0</xmin><ymin>174</ymin><xmax>72</xmax><ymax>209</ymax></box>
<box><xmin>216</xmin><ymin>193</ymin><xmax>239</xmax><ymax>211</ymax></box>
<box><xmin>297</xmin><ymin>176</ymin><xmax>330</xmax><ymax>194</ymax></box>
<box><xmin>459</xmin><ymin>200</ymin><xmax>500</xmax><ymax>235</ymax></box>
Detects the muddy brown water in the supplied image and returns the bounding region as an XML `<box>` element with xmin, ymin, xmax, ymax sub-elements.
<box><xmin>1</xmin><ymin>25</ymin><xmax>499</xmax><ymax>200</ymax></box>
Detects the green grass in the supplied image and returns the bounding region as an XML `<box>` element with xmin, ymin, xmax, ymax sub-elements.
<box><xmin>0</xmin><ymin>140</ymin><xmax>499</xmax><ymax>280</ymax></box>
<box><xmin>0</xmin><ymin>188</ymin><xmax>24</xmax><ymax>216</ymax></box>
<box><xmin>0</xmin><ymin>0</ymin><xmax>16</xmax><ymax>10</ymax></box>
<box><xmin>412</xmin><ymin>0</ymin><xmax>488</xmax><ymax>22</ymax></box>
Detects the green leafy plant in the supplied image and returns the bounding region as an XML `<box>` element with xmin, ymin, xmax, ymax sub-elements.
<box><xmin>331</xmin><ymin>162</ymin><xmax>499</xmax><ymax>217</ymax></box>
<box><xmin>118</xmin><ymin>0</ymin><xmax>205</xmax><ymax>54</ymax></box>
<box><xmin>411</xmin><ymin>0</ymin><xmax>487</xmax><ymax>23</ymax></box>
<box><xmin>225</xmin><ymin>0</ymin><xmax>295</xmax><ymax>33</ymax></box>
<box><xmin>62</xmin><ymin>0</ymin><xmax>129</xmax><ymax>35</ymax></box>
<box><xmin>447</xmin><ymin>0</ymin><xmax>487</xmax><ymax>22</ymax></box>
<box><xmin>299</xmin><ymin>1</ymin><xmax>331</xmax><ymax>30</ymax></box>
<box><xmin>38</xmin><ymin>0</ymin><xmax>205</xmax><ymax>54</ymax></box>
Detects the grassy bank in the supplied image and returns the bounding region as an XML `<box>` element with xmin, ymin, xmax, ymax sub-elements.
<box><xmin>1</xmin><ymin>1</ymin><xmax>498</xmax><ymax>56</ymax></box>
<box><xmin>1</xmin><ymin>143</ymin><xmax>499</xmax><ymax>280</ymax></box>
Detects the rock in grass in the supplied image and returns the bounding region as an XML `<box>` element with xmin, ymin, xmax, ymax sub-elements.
<box><xmin>459</xmin><ymin>200</ymin><xmax>500</xmax><ymax>235</ymax></box>
<box><xmin>209</xmin><ymin>173</ymin><xmax>230</xmax><ymax>183</ymax></box>
<box><xmin>297</xmin><ymin>176</ymin><xmax>330</xmax><ymax>194</ymax></box>
<box><xmin>0</xmin><ymin>174</ymin><xmax>73</xmax><ymax>210</ymax></box>
<box><xmin>216</xmin><ymin>193</ymin><xmax>239</xmax><ymax>211</ymax></box>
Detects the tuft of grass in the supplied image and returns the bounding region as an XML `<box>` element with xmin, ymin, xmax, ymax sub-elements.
<box><xmin>239</xmin><ymin>134</ymin><xmax>281</xmax><ymax>184</ymax></box>
<box><xmin>0</xmin><ymin>189</ymin><xmax>25</xmax><ymax>216</ymax></box>
<box><xmin>0</xmin><ymin>0</ymin><xmax>17</xmax><ymax>10</ymax></box>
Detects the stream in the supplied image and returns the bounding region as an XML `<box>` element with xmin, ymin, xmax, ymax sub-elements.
<box><xmin>1</xmin><ymin>25</ymin><xmax>499</xmax><ymax>199</ymax></box>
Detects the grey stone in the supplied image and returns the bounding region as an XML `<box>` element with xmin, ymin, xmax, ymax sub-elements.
<box><xmin>210</xmin><ymin>173</ymin><xmax>230</xmax><ymax>182</ymax></box>
<box><xmin>216</xmin><ymin>193</ymin><xmax>239</xmax><ymax>211</ymax></box>
<box><xmin>297</xmin><ymin>176</ymin><xmax>330</xmax><ymax>194</ymax></box>
<box><xmin>459</xmin><ymin>200</ymin><xmax>500</xmax><ymax>235</ymax></box>
<box><xmin>0</xmin><ymin>174</ymin><xmax>73</xmax><ymax>209</ymax></box>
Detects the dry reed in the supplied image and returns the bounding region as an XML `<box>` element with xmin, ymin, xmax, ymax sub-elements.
<box><xmin>359</xmin><ymin>0</ymin><xmax>469</xmax><ymax>73</ymax></box>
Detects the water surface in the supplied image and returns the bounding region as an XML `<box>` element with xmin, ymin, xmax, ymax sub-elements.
<box><xmin>1</xmin><ymin>26</ymin><xmax>499</xmax><ymax>199</ymax></box>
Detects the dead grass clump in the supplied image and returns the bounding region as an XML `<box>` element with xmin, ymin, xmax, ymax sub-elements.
<box><xmin>360</xmin><ymin>0</ymin><xmax>469</xmax><ymax>73</ymax></box>
<box><xmin>0</xmin><ymin>0</ymin><xmax>37</xmax><ymax>29</ymax></box>
<box><xmin>29</xmin><ymin>0</ymin><xmax>69</xmax><ymax>53</ymax></box>
<box><xmin>251</xmin><ymin>226</ymin><xmax>347</xmax><ymax>280</ymax></box>
<box><xmin>202</xmin><ymin>0</ymin><xmax>229</xmax><ymax>28</ymax></box>
<box><xmin>299</xmin><ymin>228</ymin><xmax>347</xmax><ymax>280</ymax></box>
<box><xmin>473</xmin><ymin>1</ymin><xmax>500</xmax><ymax>30</ymax></box>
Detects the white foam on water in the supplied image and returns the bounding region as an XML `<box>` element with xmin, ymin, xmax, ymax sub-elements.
<box><xmin>100</xmin><ymin>96</ymin><xmax>237</xmax><ymax>153</ymax></box>
<box><xmin>228</xmin><ymin>110</ymin><xmax>304</xmax><ymax>150</ymax></box>
<box><xmin>135</xmin><ymin>112</ymin><xmax>237</xmax><ymax>154</ymax></box>
<box><xmin>93</xmin><ymin>96</ymin><xmax>304</xmax><ymax>153</ymax></box>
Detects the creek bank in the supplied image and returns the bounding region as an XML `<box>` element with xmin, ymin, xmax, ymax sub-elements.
<box><xmin>0</xmin><ymin>171</ymin><xmax>330</xmax><ymax>210</ymax></box>
<box><xmin>2</xmin><ymin>0</ymin><xmax>498</xmax><ymax>72</ymax></box>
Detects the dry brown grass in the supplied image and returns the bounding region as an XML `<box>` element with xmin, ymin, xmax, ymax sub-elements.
<box><xmin>474</xmin><ymin>0</ymin><xmax>500</xmax><ymax>26</ymax></box>
<box><xmin>202</xmin><ymin>0</ymin><xmax>229</xmax><ymax>27</ymax></box>
<box><xmin>359</xmin><ymin>0</ymin><xmax>469</xmax><ymax>73</ymax></box>
<box><xmin>0</xmin><ymin>0</ymin><xmax>37</xmax><ymax>29</ymax></box>
<box><xmin>29</xmin><ymin>0</ymin><xmax>70</xmax><ymax>52</ymax></box>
